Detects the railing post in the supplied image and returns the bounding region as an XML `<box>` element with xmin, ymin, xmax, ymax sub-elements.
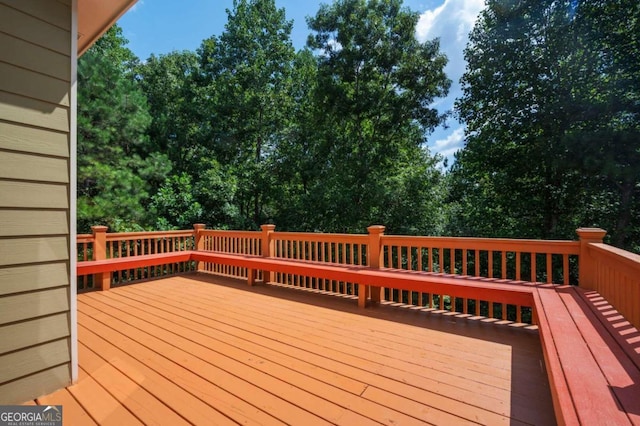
<box><xmin>577</xmin><ymin>228</ymin><xmax>607</xmax><ymax>290</ymax></box>
<box><xmin>91</xmin><ymin>225</ymin><xmax>110</xmax><ymax>291</ymax></box>
<box><xmin>360</xmin><ymin>225</ymin><xmax>385</xmax><ymax>308</ymax></box>
<box><xmin>193</xmin><ymin>223</ymin><xmax>206</xmax><ymax>272</ymax></box>
<box><xmin>261</xmin><ymin>224</ymin><xmax>276</xmax><ymax>284</ymax></box>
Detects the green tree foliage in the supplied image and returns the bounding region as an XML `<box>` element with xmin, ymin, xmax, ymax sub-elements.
<box><xmin>304</xmin><ymin>0</ymin><xmax>451</xmax><ymax>233</ymax></box>
<box><xmin>138</xmin><ymin>51</ymin><xmax>204</xmax><ymax>174</ymax></box>
<box><xmin>198</xmin><ymin>0</ymin><xmax>296</xmax><ymax>228</ymax></box>
<box><xmin>452</xmin><ymin>0</ymin><xmax>639</xmax><ymax>249</ymax></box>
<box><xmin>77</xmin><ymin>25</ymin><xmax>171</xmax><ymax>232</ymax></box>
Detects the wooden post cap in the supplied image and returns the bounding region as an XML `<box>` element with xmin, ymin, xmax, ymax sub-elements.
<box><xmin>367</xmin><ymin>225</ymin><xmax>385</xmax><ymax>234</ymax></box>
<box><xmin>576</xmin><ymin>228</ymin><xmax>607</xmax><ymax>241</ymax></box>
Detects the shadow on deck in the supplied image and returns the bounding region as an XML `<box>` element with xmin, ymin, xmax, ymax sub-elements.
<box><xmin>35</xmin><ymin>273</ymin><xmax>556</xmax><ymax>425</ymax></box>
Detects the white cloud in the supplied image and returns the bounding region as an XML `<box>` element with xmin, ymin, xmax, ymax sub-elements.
<box><xmin>433</xmin><ymin>127</ymin><xmax>465</xmax><ymax>159</ymax></box>
<box><xmin>416</xmin><ymin>0</ymin><xmax>484</xmax><ymax>164</ymax></box>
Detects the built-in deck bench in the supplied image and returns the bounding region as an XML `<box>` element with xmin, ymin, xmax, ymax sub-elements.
<box><xmin>189</xmin><ymin>251</ymin><xmax>535</xmax><ymax>309</ymax></box>
<box><xmin>534</xmin><ymin>285</ymin><xmax>640</xmax><ymax>425</ymax></box>
<box><xmin>78</xmin><ymin>249</ymin><xmax>640</xmax><ymax>425</ymax></box>
<box><xmin>77</xmin><ymin>251</ymin><xmax>193</xmax><ymax>275</ymax></box>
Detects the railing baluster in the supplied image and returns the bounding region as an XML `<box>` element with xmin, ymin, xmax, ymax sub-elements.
<box><xmin>462</xmin><ymin>249</ymin><xmax>467</xmax><ymax>276</ymax></box>
<box><xmin>450</xmin><ymin>248</ymin><xmax>455</xmax><ymax>274</ymax></box>
<box><xmin>487</xmin><ymin>250</ymin><xmax>493</xmax><ymax>278</ymax></box>
<box><xmin>531</xmin><ymin>253</ymin><xmax>537</xmax><ymax>283</ymax></box>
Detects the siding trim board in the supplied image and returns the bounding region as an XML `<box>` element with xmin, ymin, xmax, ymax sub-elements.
<box><xmin>69</xmin><ymin>0</ymin><xmax>79</xmax><ymax>384</ymax></box>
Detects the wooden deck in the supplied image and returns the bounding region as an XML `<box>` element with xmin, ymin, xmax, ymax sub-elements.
<box><xmin>33</xmin><ymin>273</ymin><xmax>555</xmax><ymax>425</ymax></box>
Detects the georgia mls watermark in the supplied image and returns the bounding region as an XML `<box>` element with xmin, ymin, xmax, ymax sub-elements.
<box><xmin>0</xmin><ymin>406</ymin><xmax>62</xmax><ymax>426</ymax></box>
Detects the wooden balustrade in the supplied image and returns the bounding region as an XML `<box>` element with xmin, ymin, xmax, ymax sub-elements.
<box><xmin>378</xmin><ymin>234</ymin><xmax>581</xmax><ymax>323</ymax></box>
<box><xmin>76</xmin><ymin>224</ymin><xmax>638</xmax><ymax>330</ymax></box>
<box><xmin>197</xmin><ymin>229</ymin><xmax>262</xmax><ymax>280</ymax></box>
<box><xmin>588</xmin><ymin>242</ymin><xmax>640</xmax><ymax>330</ymax></box>
<box><xmin>76</xmin><ymin>227</ymin><xmax>196</xmax><ymax>291</ymax></box>
<box><xmin>270</xmin><ymin>231</ymin><xmax>369</xmax><ymax>295</ymax></box>
<box><xmin>76</xmin><ymin>233</ymin><xmax>95</xmax><ymax>290</ymax></box>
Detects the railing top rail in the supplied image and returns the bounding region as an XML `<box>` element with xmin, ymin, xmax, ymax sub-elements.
<box><xmin>200</xmin><ymin>229</ymin><xmax>261</xmax><ymax>238</ymax></box>
<box><xmin>77</xmin><ymin>234</ymin><xmax>94</xmax><ymax>243</ymax></box>
<box><xmin>272</xmin><ymin>231</ymin><xmax>369</xmax><ymax>244</ymax></box>
<box><xmin>105</xmin><ymin>230</ymin><xmax>195</xmax><ymax>241</ymax></box>
<box><xmin>589</xmin><ymin>243</ymin><xmax>640</xmax><ymax>272</ymax></box>
<box><xmin>381</xmin><ymin>235</ymin><xmax>580</xmax><ymax>255</ymax></box>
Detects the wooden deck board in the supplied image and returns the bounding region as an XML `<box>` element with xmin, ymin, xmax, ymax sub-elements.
<box><xmin>33</xmin><ymin>273</ymin><xmax>555</xmax><ymax>425</ymax></box>
<box><xmin>132</xmin><ymin>278</ymin><xmax>535</xmax><ymax>384</ymax></box>
<box><xmin>118</xmin><ymin>280</ymin><xmax>540</xmax><ymax>423</ymax></box>
<box><xmin>37</xmin><ymin>388</ymin><xmax>97</xmax><ymax>426</ymax></box>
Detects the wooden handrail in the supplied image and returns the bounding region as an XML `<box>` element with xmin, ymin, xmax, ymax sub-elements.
<box><xmin>105</xmin><ymin>229</ymin><xmax>195</xmax><ymax>242</ymax></box>
<box><xmin>75</xmin><ymin>224</ymin><xmax>639</xmax><ymax>329</ymax></box>
<box><xmin>272</xmin><ymin>231</ymin><xmax>369</xmax><ymax>244</ymax></box>
<box><xmin>381</xmin><ymin>235</ymin><xmax>580</xmax><ymax>254</ymax></box>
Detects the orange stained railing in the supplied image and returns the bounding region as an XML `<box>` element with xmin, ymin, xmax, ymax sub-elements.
<box><xmin>77</xmin><ymin>233</ymin><xmax>95</xmax><ymax>290</ymax></box>
<box><xmin>198</xmin><ymin>229</ymin><xmax>262</xmax><ymax>280</ymax></box>
<box><xmin>77</xmin><ymin>224</ymin><xmax>640</xmax><ymax>329</ymax></box>
<box><xmin>77</xmin><ymin>226</ymin><xmax>196</xmax><ymax>291</ymax></box>
<box><xmin>587</xmin><ymin>242</ymin><xmax>640</xmax><ymax>330</ymax></box>
<box><xmin>379</xmin><ymin>234</ymin><xmax>580</xmax><ymax>322</ymax></box>
<box><xmin>270</xmin><ymin>231</ymin><xmax>369</xmax><ymax>295</ymax></box>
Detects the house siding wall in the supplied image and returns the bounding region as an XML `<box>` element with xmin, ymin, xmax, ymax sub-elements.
<box><xmin>0</xmin><ymin>0</ymin><xmax>73</xmax><ymax>403</ymax></box>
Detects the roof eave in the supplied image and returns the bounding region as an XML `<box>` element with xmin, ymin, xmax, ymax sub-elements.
<box><xmin>77</xmin><ymin>0</ymin><xmax>139</xmax><ymax>56</ymax></box>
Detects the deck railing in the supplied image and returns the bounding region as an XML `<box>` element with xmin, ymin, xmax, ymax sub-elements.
<box><xmin>76</xmin><ymin>224</ymin><xmax>639</xmax><ymax>328</ymax></box>
<box><xmin>197</xmin><ymin>227</ymin><xmax>262</xmax><ymax>280</ymax></box>
<box><xmin>586</xmin><ymin>242</ymin><xmax>640</xmax><ymax>330</ymax></box>
<box><xmin>379</xmin><ymin>234</ymin><xmax>580</xmax><ymax>322</ymax></box>
<box><xmin>270</xmin><ymin>230</ymin><xmax>369</xmax><ymax>296</ymax></box>
<box><xmin>77</xmin><ymin>226</ymin><xmax>196</xmax><ymax>291</ymax></box>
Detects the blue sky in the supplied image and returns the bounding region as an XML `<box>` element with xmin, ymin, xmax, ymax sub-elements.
<box><xmin>118</xmin><ymin>0</ymin><xmax>485</xmax><ymax>165</ymax></box>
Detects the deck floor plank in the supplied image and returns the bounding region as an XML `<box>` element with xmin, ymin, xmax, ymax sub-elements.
<box><xmin>87</xmin><ymin>287</ymin><xmax>502</xmax><ymax>425</ymax></box>
<box><xmin>69</xmin><ymin>367</ymin><xmax>145</xmax><ymax>426</ymax></box>
<box><xmin>77</xmin><ymin>306</ymin><xmax>312</xmax><ymax>426</ymax></box>
<box><xmin>77</xmin><ymin>342</ymin><xmax>190</xmax><ymax>425</ymax></box>
<box><xmin>151</xmin><ymin>277</ymin><xmax>541</xmax><ymax>376</ymax></box>
<box><xmin>80</xmin><ymin>292</ymin><xmax>416</xmax><ymax>426</ymax></box>
<box><xmin>33</xmin><ymin>274</ymin><xmax>555</xmax><ymax>425</ymax></box>
<box><xmin>129</xmin><ymin>278</ymin><xmax>548</xmax><ymax>421</ymax></box>
<box><xmin>130</xmin><ymin>279</ymin><xmax>520</xmax><ymax>384</ymax></box>
<box><xmin>110</xmin><ymin>286</ymin><xmax>506</xmax><ymax>425</ymax></box>
<box><xmin>36</xmin><ymin>388</ymin><xmax>97</xmax><ymax>426</ymax></box>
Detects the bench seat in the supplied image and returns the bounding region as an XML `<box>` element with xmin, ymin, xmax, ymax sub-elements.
<box><xmin>190</xmin><ymin>251</ymin><xmax>535</xmax><ymax>308</ymax></box>
<box><xmin>534</xmin><ymin>285</ymin><xmax>640</xmax><ymax>425</ymax></box>
<box><xmin>77</xmin><ymin>251</ymin><xmax>193</xmax><ymax>275</ymax></box>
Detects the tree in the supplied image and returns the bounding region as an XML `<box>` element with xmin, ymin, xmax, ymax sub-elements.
<box><xmin>77</xmin><ymin>25</ymin><xmax>171</xmax><ymax>232</ymax></box>
<box><xmin>138</xmin><ymin>51</ymin><xmax>205</xmax><ymax>175</ymax></box>
<box><xmin>563</xmin><ymin>0</ymin><xmax>640</xmax><ymax>248</ymax></box>
<box><xmin>304</xmin><ymin>0</ymin><xmax>451</xmax><ymax>233</ymax></box>
<box><xmin>198</xmin><ymin>0</ymin><xmax>296</xmax><ymax>228</ymax></box>
<box><xmin>452</xmin><ymin>0</ymin><xmax>639</xmax><ymax>248</ymax></box>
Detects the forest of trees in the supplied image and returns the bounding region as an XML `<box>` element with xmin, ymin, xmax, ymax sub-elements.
<box><xmin>78</xmin><ymin>0</ymin><xmax>639</xmax><ymax>252</ymax></box>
